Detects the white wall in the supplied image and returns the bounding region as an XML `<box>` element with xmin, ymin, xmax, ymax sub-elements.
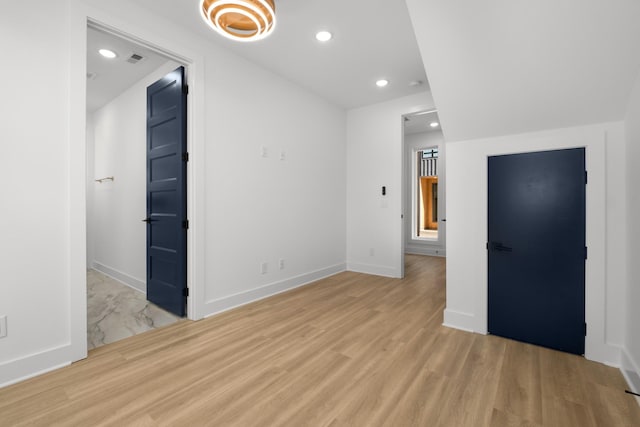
<box><xmin>445</xmin><ymin>122</ymin><xmax>627</xmax><ymax>366</ymax></box>
<box><xmin>81</xmin><ymin>4</ymin><xmax>347</xmax><ymax>317</ymax></box>
<box><xmin>0</xmin><ymin>0</ymin><xmax>77</xmax><ymax>384</ymax></box>
<box><xmin>405</xmin><ymin>0</ymin><xmax>640</xmax><ymax>142</ymax></box>
<box><xmin>0</xmin><ymin>0</ymin><xmax>347</xmax><ymax>386</ymax></box>
<box><xmin>89</xmin><ymin>60</ymin><xmax>179</xmax><ymax>292</ymax></box>
<box><xmin>624</xmin><ymin>70</ymin><xmax>640</xmax><ymax>389</ymax></box>
<box><xmin>202</xmin><ymin>49</ymin><xmax>347</xmax><ymax>313</ymax></box>
<box><xmin>346</xmin><ymin>92</ymin><xmax>434</xmax><ymax>278</ymax></box>
<box><xmin>404</xmin><ymin>131</ymin><xmax>446</xmax><ymax>256</ymax></box>
<box><xmin>86</xmin><ymin>116</ymin><xmax>95</xmax><ymax>267</ymax></box>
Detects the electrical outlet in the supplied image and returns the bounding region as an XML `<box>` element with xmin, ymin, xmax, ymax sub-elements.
<box><xmin>260</xmin><ymin>146</ymin><xmax>268</xmax><ymax>158</ymax></box>
<box><xmin>261</xmin><ymin>262</ymin><xmax>268</xmax><ymax>274</ymax></box>
<box><xmin>279</xmin><ymin>150</ymin><xmax>286</xmax><ymax>161</ymax></box>
<box><xmin>0</xmin><ymin>315</ymin><xmax>7</xmax><ymax>338</ymax></box>
<box><xmin>279</xmin><ymin>259</ymin><xmax>285</xmax><ymax>270</ymax></box>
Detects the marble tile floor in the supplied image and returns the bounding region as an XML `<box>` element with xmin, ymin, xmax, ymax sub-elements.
<box><xmin>87</xmin><ymin>269</ymin><xmax>181</xmax><ymax>350</ymax></box>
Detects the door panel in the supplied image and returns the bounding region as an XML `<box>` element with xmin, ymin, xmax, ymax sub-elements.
<box><xmin>488</xmin><ymin>148</ymin><xmax>585</xmax><ymax>355</ymax></box>
<box><xmin>146</xmin><ymin>66</ymin><xmax>187</xmax><ymax>317</ymax></box>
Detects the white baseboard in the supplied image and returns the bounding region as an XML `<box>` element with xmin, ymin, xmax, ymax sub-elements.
<box><xmin>585</xmin><ymin>341</ymin><xmax>622</xmax><ymax>367</ymax></box>
<box><xmin>92</xmin><ymin>262</ymin><xmax>145</xmax><ymax>294</ymax></box>
<box><xmin>346</xmin><ymin>262</ymin><xmax>400</xmax><ymax>278</ymax></box>
<box><xmin>443</xmin><ymin>308</ymin><xmax>476</xmax><ymax>333</ymax></box>
<box><xmin>405</xmin><ymin>245</ymin><xmax>446</xmax><ymax>257</ymax></box>
<box><xmin>621</xmin><ymin>348</ymin><xmax>640</xmax><ymax>405</ymax></box>
<box><xmin>0</xmin><ymin>345</ymin><xmax>72</xmax><ymax>388</ymax></box>
<box><xmin>203</xmin><ymin>263</ymin><xmax>346</xmax><ymax>318</ymax></box>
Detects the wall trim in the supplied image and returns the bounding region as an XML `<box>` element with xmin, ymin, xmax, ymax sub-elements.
<box><xmin>585</xmin><ymin>341</ymin><xmax>622</xmax><ymax>368</ymax></box>
<box><xmin>347</xmin><ymin>262</ymin><xmax>399</xmax><ymax>278</ymax></box>
<box><xmin>621</xmin><ymin>348</ymin><xmax>640</xmax><ymax>400</ymax></box>
<box><xmin>91</xmin><ymin>262</ymin><xmax>145</xmax><ymax>294</ymax></box>
<box><xmin>405</xmin><ymin>244</ymin><xmax>446</xmax><ymax>257</ymax></box>
<box><xmin>204</xmin><ymin>263</ymin><xmax>346</xmax><ymax>317</ymax></box>
<box><xmin>443</xmin><ymin>309</ymin><xmax>476</xmax><ymax>333</ymax></box>
<box><xmin>0</xmin><ymin>345</ymin><xmax>72</xmax><ymax>388</ymax></box>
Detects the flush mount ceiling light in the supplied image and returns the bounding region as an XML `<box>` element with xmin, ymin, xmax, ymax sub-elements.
<box><xmin>315</xmin><ymin>31</ymin><xmax>332</xmax><ymax>42</ymax></box>
<box><xmin>98</xmin><ymin>49</ymin><xmax>117</xmax><ymax>59</ymax></box>
<box><xmin>430</xmin><ymin>122</ymin><xmax>440</xmax><ymax>128</ymax></box>
<box><xmin>376</xmin><ymin>79</ymin><xmax>389</xmax><ymax>88</ymax></box>
<box><xmin>200</xmin><ymin>0</ymin><xmax>276</xmax><ymax>42</ymax></box>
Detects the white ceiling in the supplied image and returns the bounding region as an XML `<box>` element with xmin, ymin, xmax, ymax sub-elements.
<box><xmin>404</xmin><ymin>110</ymin><xmax>441</xmax><ymax>135</ymax></box>
<box><xmin>87</xmin><ymin>15</ymin><xmax>441</xmax><ymax>135</ymax></box>
<box><xmin>406</xmin><ymin>0</ymin><xmax>640</xmax><ymax>142</ymax></box>
<box><xmin>87</xmin><ymin>27</ymin><xmax>171</xmax><ymax>112</ymax></box>
<box><xmin>127</xmin><ymin>0</ymin><xmax>429</xmax><ymax>109</ymax></box>
<box><xmin>86</xmin><ymin>1</ymin><xmax>640</xmax><ymax>142</ymax></box>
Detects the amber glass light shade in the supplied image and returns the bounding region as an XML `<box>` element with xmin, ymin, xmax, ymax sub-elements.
<box><xmin>200</xmin><ymin>0</ymin><xmax>276</xmax><ymax>42</ymax></box>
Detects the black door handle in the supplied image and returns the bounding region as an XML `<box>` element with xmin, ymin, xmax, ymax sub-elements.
<box><xmin>491</xmin><ymin>242</ymin><xmax>513</xmax><ymax>252</ymax></box>
<box><xmin>142</xmin><ymin>217</ymin><xmax>156</xmax><ymax>223</ymax></box>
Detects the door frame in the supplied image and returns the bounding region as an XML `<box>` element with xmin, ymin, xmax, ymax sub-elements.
<box><xmin>69</xmin><ymin>5</ymin><xmax>206</xmax><ymax>362</ymax></box>
<box><xmin>402</xmin><ymin>110</ymin><xmax>447</xmax><ymax>258</ymax></box>
<box><xmin>457</xmin><ymin>128</ymin><xmax>609</xmax><ymax>363</ymax></box>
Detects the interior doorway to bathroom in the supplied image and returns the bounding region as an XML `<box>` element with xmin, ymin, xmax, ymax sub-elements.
<box><xmin>85</xmin><ymin>24</ymin><xmax>186</xmax><ymax>349</ymax></box>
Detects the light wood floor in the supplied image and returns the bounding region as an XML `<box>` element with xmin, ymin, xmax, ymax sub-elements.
<box><xmin>1</xmin><ymin>255</ymin><xmax>638</xmax><ymax>426</ymax></box>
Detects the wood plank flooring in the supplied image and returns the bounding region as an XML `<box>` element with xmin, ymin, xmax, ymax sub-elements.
<box><xmin>1</xmin><ymin>255</ymin><xmax>638</xmax><ymax>426</ymax></box>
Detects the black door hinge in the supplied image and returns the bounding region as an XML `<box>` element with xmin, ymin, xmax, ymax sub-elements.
<box><xmin>585</xmin><ymin>171</ymin><xmax>588</xmax><ymax>184</ymax></box>
<box><xmin>585</xmin><ymin>246</ymin><xmax>588</xmax><ymax>260</ymax></box>
<box><xmin>182</xmin><ymin>152</ymin><xmax>189</xmax><ymax>162</ymax></box>
<box><xmin>183</xmin><ymin>85</ymin><xmax>189</xmax><ymax>95</ymax></box>
<box><xmin>486</xmin><ymin>242</ymin><xmax>489</xmax><ymax>250</ymax></box>
<box><xmin>183</xmin><ymin>287</ymin><xmax>189</xmax><ymax>297</ymax></box>
<box><xmin>182</xmin><ymin>220</ymin><xmax>189</xmax><ymax>230</ymax></box>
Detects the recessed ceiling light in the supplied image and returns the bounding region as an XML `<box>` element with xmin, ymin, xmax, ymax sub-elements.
<box><xmin>430</xmin><ymin>122</ymin><xmax>440</xmax><ymax>128</ymax></box>
<box><xmin>315</xmin><ymin>31</ymin><xmax>332</xmax><ymax>42</ymax></box>
<box><xmin>376</xmin><ymin>79</ymin><xmax>389</xmax><ymax>88</ymax></box>
<box><xmin>98</xmin><ymin>49</ymin><xmax>117</xmax><ymax>59</ymax></box>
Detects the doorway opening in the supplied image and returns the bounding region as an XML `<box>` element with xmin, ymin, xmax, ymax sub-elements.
<box><xmin>85</xmin><ymin>24</ymin><xmax>188</xmax><ymax>349</ymax></box>
<box><xmin>403</xmin><ymin>109</ymin><xmax>446</xmax><ymax>257</ymax></box>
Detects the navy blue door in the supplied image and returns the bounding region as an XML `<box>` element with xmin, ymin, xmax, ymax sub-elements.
<box><xmin>488</xmin><ymin>148</ymin><xmax>585</xmax><ymax>355</ymax></box>
<box><xmin>145</xmin><ymin>66</ymin><xmax>187</xmax><ymax>317</ymax></box>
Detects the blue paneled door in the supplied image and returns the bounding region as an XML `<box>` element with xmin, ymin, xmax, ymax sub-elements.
<box><xmin>144</xmin><ymin>66</ymin><xmax>188</xmax><ymax>317</ymax></box>
<box><xmin>488</xmin><ymin>148</ymin><xmax>585</xmax><ymax>355</ymax></box>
